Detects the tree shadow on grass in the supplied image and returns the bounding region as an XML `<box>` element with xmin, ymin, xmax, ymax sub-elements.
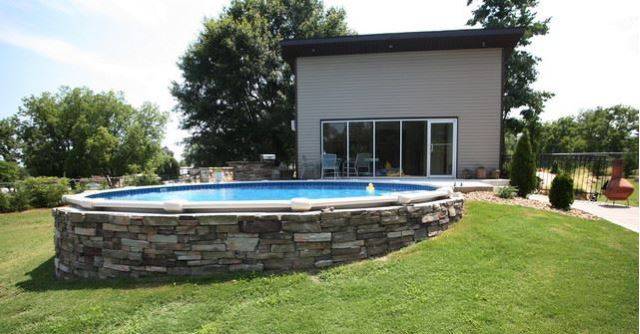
<box><xmin>16</xmin><ymin>256</ymin><xmax>301</xmax><ymax>292</ymax></box>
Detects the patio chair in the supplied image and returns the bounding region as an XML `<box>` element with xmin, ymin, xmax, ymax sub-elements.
<box><xmin>354</xmin><ymin>153</ymin><xmax>372</xmax><ymax>176</ymax></box>
<box><xmin>321</xmin><ymin>153</ymin><xmax>340</xmax><ymax>178</ymax></box>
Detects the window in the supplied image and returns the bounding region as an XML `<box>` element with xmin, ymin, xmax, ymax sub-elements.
<box><xmin>321</xmin><ymin>119</ymin><xmax>456</xmax><ymax>177</ymax></box>
<box><xmin>322</xmin><ymin>122</ymin><xmax>347</xmax><ymax>171</ymax></box>
<box><xmin>375</xmin><ymin>121</ymin><xmax>401</xmax><ymax>176</ymax></box>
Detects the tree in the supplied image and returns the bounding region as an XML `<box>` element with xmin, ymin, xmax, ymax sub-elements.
<box><xmin>172</xmin><ymin>0</ymin><xmax>351</xmax><ymax>166</ymax></box>
<box><xmin>18</xmin><ymin>87</ymin><xmax>168</xmax><ymax>178</ymax></box>
<box><xmin>0</xmin><ymin>161</ymin><xmax>22</xmax><ymax>183</ymax></box>
<box><xmin>467</xmin><ymin>0</ymin><xmax>553</xmax><ymax>158</ymax></box>
<box><xmin>510</xmin><ymin>131</ymin><xmax>537</xmax><ymax>197</ymax></box>
<box><xmin>0</xmin><ymin>116</ymin><xmax>21</xmax><ymax>162</ymax></box>
<box><xmin>576</xmin><ymin>105</ymin><xmax>638</xmax><ymax>153</ymax></box>
<box><xmin>156</xmin><ymin>148</ymin><xmax>181</xmax><ymax>180</ymax></box>
<box><xmin>538</xmin><ymin>105</ymin><xmax>639</xmax><ymax>154</ymax></box>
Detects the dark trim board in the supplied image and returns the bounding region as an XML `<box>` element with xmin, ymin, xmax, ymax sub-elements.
<box><xmin>282</xmin><ymin>28</ymin><xmax>523</xmax><ymax>69</ymax></box>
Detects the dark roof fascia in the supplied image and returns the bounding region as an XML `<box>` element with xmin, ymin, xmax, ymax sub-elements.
<box><xmin>281</xmin><ymin>28</ymin><xmax>524</xmax><ymax>68</ymax></box>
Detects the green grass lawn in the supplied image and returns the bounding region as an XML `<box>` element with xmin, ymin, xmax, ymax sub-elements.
<box><xmin>0</xmin><ymin>202</ymin><xmax>637</xmax><ymax>333</ymax></box>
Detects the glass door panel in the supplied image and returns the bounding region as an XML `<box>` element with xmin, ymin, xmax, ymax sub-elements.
<box><xmin>401</xmin><ymin>121</ymin><xmax>427</xmax><ymax>176</ymax></box>
<box><xmin>429</xmin><ymin>122</ymin><xmax>454</xmax><ymax>176</ymax></box>
<box><xmin>322</xmin><ymin>122</ymin><xmax>347</xmax><ymax>176</ymax></box>
<box><xmin>348</xmin><ymin>122</ymin><xmax>373</xmax><ymax>176</ymax></box>
<box><xmin>375</xmin><ymin>121</ymin><xmax>401</xmax><ymax>177</ymax></box>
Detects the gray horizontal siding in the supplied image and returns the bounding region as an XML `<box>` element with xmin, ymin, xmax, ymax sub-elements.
<box><xmin>296</xmin><ymin>48</ymin><xmax>502</xmax><ymax>178</ymax></box>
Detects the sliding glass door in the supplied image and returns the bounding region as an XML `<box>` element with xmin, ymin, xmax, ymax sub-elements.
<box><xmin>321</xmin><ymin>119</ymin><xmax>456</xmax><ymax>178</ymax></box>
<box><xmin>428</xmin><ymin>120</ymin><xmax>456</xmax><ymax>177</ymax></box>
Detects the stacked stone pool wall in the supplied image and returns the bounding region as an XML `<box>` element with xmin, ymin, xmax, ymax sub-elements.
<box><xmin>54</xmin><ymin>196</ymin><xmax>463</xmax><ymax>279</ymax></box>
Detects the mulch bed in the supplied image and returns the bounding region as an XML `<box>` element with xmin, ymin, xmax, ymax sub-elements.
<box><xmin>464</xmin><ymin>191</ymin><xmax>598</xmax><ymax>220</ymax></box>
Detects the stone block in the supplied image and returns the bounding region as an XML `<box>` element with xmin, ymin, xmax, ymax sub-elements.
<box><xmin>143</xmin><ymin>216</ymin><xmax>178</xmax><ymax>226</ymax></box>
<box><xmin>357</xmin><ymin>224</ymin><xmax>385</xmax><ymax>233</ymax></box>
<box><xmin>294</xmin><ymin>233</ymin><xmax>331</xmax><ymax>242</ymax></box>
<box><xmin>103</xmin><ymin>262</ymin><xmax>130</xmax><ymax>272</ymax></box>
<box><xmin>149</xmin><ymin>234</ymin><xmax>178</xmax><ymax>243</ymax></box>
<box><xmin>422</xmin><ymin>213</ymin><xmax>439</xmax><ymax>223</ymax></box>
<box><xmin>120</xmin><ymin>239</ymin><xmax>149</xmax><ymax>249</ymax></box>
<box><xmin>74</xmin><ymin>227</ymin><xmax>96</xmax><ymax>236</ymax></box>
<box><xmin>271</xmin><ymin>244</ymin><xmax>295</xmax><ymax>253</ymax></box>
<box><xmin>283</xmin><ymin>221</ymin><xmax>321</xmax><ymax>233</ymax></box>
<box><xmin>240</xmin><ymin>220</ymin><xmax>281</xmax><ymax>233</ymax></box>
<box><xmin>332</xmin><ymin>231</ymin><xmax>356</xmax><ymax>242</ymax></box>
<box><xmin>192</xmin><ymin>244</ymin><xmax>226</xmax><ymax>252</ymax></box>
<box><xmin>108</xmin><ymin>215</ymin><xmax>130</xmax><ymax>225</ymax></box>
<box><xmin>227</xmin><ymin>236</ymin><xmax>259</xmax><ymax>251</ymax></box>
<box><xmin>331</xmin><ymin>240</ymin><xmax>364</xmax><ymax>249</ymax></box>
<box><xmin>103</xmin><ymin>249</ymin><xmax>129</xmax><ymax>259</ymax></box>
<box><xmin>198</xmin><ymin>215</ymin><xmax>238</xmax><ymax>225</ymax></box>
<box><xmin>314</xmin><ymin>259</ymin><xmax>333</xmax><ymax>268</ymax></box>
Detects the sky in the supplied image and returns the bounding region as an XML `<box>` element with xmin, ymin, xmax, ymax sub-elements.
<box><xmin>0</xmin><ymin>0</ymin><xmax>638</xmax><ymax>159</ymax></box>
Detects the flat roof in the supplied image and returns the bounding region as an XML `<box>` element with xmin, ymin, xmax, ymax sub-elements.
<box><xmin>281</xmin><ymin>28</ymin><xmax>523</xmax><ymax>66</ymax></box>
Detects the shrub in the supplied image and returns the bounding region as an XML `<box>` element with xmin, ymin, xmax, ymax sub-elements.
<box><xmin>19</xmin><ymin>177</ymin><xmax>70</xmax><ymax>208</ymax></box>
<box><xmin>549</xmin><ymin>174</ymin><xmax>574</xmax><ymax>210</ymax></box>
<box><xmin>495</xmin><ymin>186</ymin><xmax>518</xmax><ymax>199</ymax></box>
<box><xmin>124</xmin><ymin>173</ymin><xmax>161</xmax><ymax>187</ymax></box>
<box><xmin>510</xmin><ymin>131</ymin><xmax>537</xmax><ymax>197</ymax></box>
<box><xmin>0</xmin><ymin>191</ymin><xmax>11</xmax><ymax>213</ymax></box>
<box><xmin>9</xmin><ymin>188</ymin><xmax>30</xmax><ymax>211</ymax></box>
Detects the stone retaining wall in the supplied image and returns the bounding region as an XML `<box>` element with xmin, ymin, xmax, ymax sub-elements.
<box><xmin>54</xmin><ymin>196</ymin><xmax>463</xmax><ymax>279</ymax></box>
<box><xmin>226</xmin><ymin>161</ymin><xmax>278</xmax><ymax>180</ymax></box>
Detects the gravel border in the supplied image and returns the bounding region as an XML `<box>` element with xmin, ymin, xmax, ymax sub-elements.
<box><xmin>464</xmin><ymin>191</ymin><xmax>598</xmax><ymax>220</ymax></box>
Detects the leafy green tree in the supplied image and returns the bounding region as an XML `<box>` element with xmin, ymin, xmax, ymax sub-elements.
<box><xmin>538</xmin><ymin>116</ymin><xmax>585</xmax><ymax>153</ymax></box>
<box><xmin>0</xmin><ymin>161</ymin><xmax>23</xmax><ymax>183</ymax></box>
<box><xmin>467</xmin><ymin>0</ymin><xmax>553</xmax><ymax>158</ymax></box>
<box><xmin>510</xmin><ymin>131</ymin><xmax>537</xmax><ymax>197</ymax></box>
<box><xmin>17</xmin><ymin>87</ymin><xmax>168</xmax><ymax>178</ymax></box>
<box><xmin>156</xmin><ymin>148</ymin><xmax>181</xmax><ymax>180</ymax></box>
<box><xmin>576</xmin><ymin>105</ymin><xmax>638</xmax><ymax>153</ymax></box>
<box><xmin>0</xmin><ymin>116</ymin><xmax>21</xmax><ymax>162</ymax></box>
<box><xmin>172</xmin><ymin>0</ymin><xmax>350</xmax><ymax>166</ymax></box>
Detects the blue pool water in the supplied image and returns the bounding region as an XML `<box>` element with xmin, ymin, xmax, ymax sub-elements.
<box><xmin>89</xmin><ymin>182</ymin><xmax>435</xmax><ymax>202</ymax></box>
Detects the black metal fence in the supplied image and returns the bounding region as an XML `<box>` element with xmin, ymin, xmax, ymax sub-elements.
<box><xmin>504</xmin><ymin>152</ymin><xmax>630</xmax><ymax>200</ymax></box>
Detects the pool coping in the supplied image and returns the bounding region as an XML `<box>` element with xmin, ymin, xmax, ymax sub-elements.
<box><xmin>63</xmin><ymin>180</ymin><xmax>452</xmax><ymax>213</ymax></box>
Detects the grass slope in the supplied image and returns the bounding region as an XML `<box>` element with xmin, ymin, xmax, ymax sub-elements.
<box><xmin>0</xmin><ymin>202</ymin><xmax>637</xmax><ymax>333</ymax></box>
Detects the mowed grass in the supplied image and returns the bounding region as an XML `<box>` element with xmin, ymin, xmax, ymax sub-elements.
<box><xmin>0</xmin><ymin>202</ymin><xmax>637</xmax><ymax>333</ymax></box>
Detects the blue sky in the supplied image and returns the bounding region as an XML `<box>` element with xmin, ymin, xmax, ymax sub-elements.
<box><xmin>1</xmin><ymin>0</ymin><xmax>638</xmax><ymax>159</ymax></box>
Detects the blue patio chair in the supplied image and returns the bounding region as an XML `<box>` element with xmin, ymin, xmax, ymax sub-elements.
<box><xmin>321</xmin><ymin>153</ymin><xmax>340</xmax><ymax>178</ymax></box>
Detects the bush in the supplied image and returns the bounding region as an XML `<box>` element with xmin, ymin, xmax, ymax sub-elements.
<box><xmin>495</xmin><ymin>186</ymin><xmax>518</xmax><ymax>199</ymax></box>
<box><xmin>9</xmin><ymin>188</ymin><xmax>30</xmax><ymax>211</ymax></box>
<box><xmin>19</xmin><ymin>177</ymin><xmax>70</xmax><ymax>208</ymax></box>
<box><xmin>0</xmin><ymin>192</ymin><xmax>11</xmax><ymax>213</ymax></box>
<box><xmin>510</xmin><ymin>131</ymin><xmax>537</xmax><ymax>197</ymax></box>
<box><xmin>549</xmin><ymin>174</ymin><xmax>574</xmax><ymax>210</ymax></box>
<box><xmin>124</xmin><ymin>173</ymin><xmax>161</xmax><ymax>187</ymax></box>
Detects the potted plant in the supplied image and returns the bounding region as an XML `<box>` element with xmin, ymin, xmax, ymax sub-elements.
<box><xmin>475</xmin><ymin>166</ymin><xmax>486</xmax><ymax>179</ymax></box>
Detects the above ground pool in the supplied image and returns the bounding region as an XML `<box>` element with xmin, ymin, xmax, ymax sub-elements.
<box><xmin>63</xmin><ymin>180</ymin><xmax>450</xmax><ymax>213</ymax></box>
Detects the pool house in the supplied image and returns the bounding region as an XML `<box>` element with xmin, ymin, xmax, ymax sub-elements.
<box><xmin>281</xmin><ymin>28</ymin><xmax>523</xmax><ymax>179</ymax></box>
